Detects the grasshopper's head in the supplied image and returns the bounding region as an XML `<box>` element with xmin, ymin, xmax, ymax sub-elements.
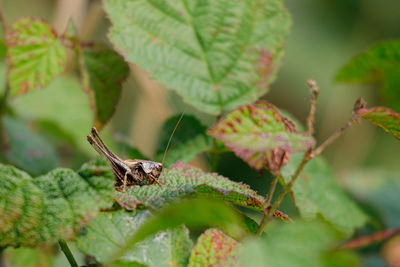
<box><xmin>138</xmin><ymin>160</ymin><xmax>163</xmax><ymax>178</ymax></box>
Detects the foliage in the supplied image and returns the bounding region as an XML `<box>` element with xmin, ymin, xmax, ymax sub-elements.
<box><xmin>103</xmin><ymin>0</ymin><xmax>290</xmax><ymax>114</ymax></box>
<box><xmin>359</xmin><ymin>107</ymin><xmax>400</xmax><ymax>140</ymax></box>
<box><xmin>239</xmin><ymin>220</ymin><xmax>340</xmax><ymax>267</ymax></box>
<box><xmin>336</xmin><ymin>41</ymin><xmax>400</xmax><ymax>111</ymax></box>
<box><xmin>77</xmin><ymin>210</ymin><xmax>192</xmax><ymax>266</ymax></box>
<box><xmin>6</xmin><ymin>18</ymin><xmax>67</xmax><ymax>96</ymax></box>
<box><xmin>281</xmin><ymin>154</ymin><xmax>367</xmax><ymax>236</ymax></box>
<box><xmin>155</xmin><ymin>115</ymin><xmax>213</xmax><ymax>167</ymax></box>
<box><xmin>208</xmin><ymin>100</ymin><xmax>315</xmax><ymax>173</ymax></box>
<box><xmin>0</xmin><ymin>1</ymin><xmax>399</xmax><ymax>267</ymax></box>
<box><xmin>188</xmin><ymin>228</ymin><xmax>239</xmax><ymax>267</ymax></box>
<box><xmin>80</xmin><ymin>45</ymin><xmax>129</xmax><ymax>129</ymax></box>
<box><xmin>0</xmin><ymin>158</ymin><xmax>114</xmax><ymax>247</ymax></box>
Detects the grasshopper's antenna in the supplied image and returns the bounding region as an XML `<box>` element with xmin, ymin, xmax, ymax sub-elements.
<box><xmin>161</xmin><ymin>109</ymin><xmax>186</xmax><ymax>166</ymax></box>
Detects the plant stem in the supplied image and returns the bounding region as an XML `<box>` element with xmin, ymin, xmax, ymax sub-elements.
<box><xmin>59</xmin><ymin>240</ymin><xmax>78</xmax><ymax>267</ymax></box>
<box><xmin>256</xmin><ymin>152</ymin><xmax>287</xmax><ymax>235</ymax></box>
<box><xmin>256</xmin><ymin>98</ymin><xmax>364</xmax><ymax>234</ymax></box>
<box><xmin>309</xmin><ymin>112</ymin><xmax>360</xmax><ymax>159</ymax></box>
<box><xmin>256</xmin><ymin>151</ymin><xmax>309</xmax><ymax>235</ymax></box>
<box><xmin>306</xmin><ymin>79</ymin><xmax>320</xmax><ymax>136</ymax></box>
<box><xmin>338</xmin><ymin>228</ymin><xmax>400</xmax><ymax>250</ymax></box>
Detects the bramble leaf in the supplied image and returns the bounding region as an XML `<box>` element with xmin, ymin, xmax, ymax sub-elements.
<box><xmin>6</xmin><ymin>17</ymin><xmax>67</xmax><ymax>96</ymax></box>
<box><xmin>81</xmin><ymin>45</ymin><xmax>129</xmax><ymax>129</ymax></box>
<box><xmin>104</xmin><ymin>0</ymin><xmax>290</xmax><ymax>114</ymax></box>
<box><xmin>341</xmin><ymin>169</ymin><xmax>400</xmax><ymax>228</ymax></box>
<box><xmin>155</xmin><ymin>115</ymin><xmax>213</xmax><ymax>167</ymax></box>
<box><xmin>359</xmin><ymin>107</ymin><xmax>400</xmax><ymax>140</ymax></box>
<box><xmin>3</xmin><ymin>116</ymin><xmax>57</xmax><ymax>175</ymax></box>
<box><xmin>188</xmin><ymin>228</ymin><xmax>239</xmax><ymax>267</ymax></box>
<box><xmin>0</xmin><ymin>158</ymin><xmax>114</xmax><ymax>247</ymax></box>
<box><xmin>281</xmin><ymin>154</ymin><xmax>367</xmax><ymax>236</ymax></box>
<box><xmin>239</xmin><ymin>220</ymin><xmax>339</xmax><ymax>267</ymax></box>
<box><xmin>115</xmin><ymin>161</ymin><xmax>290</xmax><ymax>222</ymax></box>
<box><xmin>208</xmin><ymin>101</ymin><xmax>315</xmax><ymax>173</ymax></box>
<box><xmin>114</xmin><ymin>199</ymin><xmax>248</xmax><ymax>260</ymax></box>
<box><xmin>12</xmin><ymin>75</ymin><xmax>93</xmax><ymax>153</ymax></box>
<box><xmin>336</xmin><ymin>41</ymin><xmax>400</xmax><ymax>111</ymax></box>
<box><xmin>77</xmin><ymin>210</ymin><xmax>192</xmax><ymax>266</ymax></box>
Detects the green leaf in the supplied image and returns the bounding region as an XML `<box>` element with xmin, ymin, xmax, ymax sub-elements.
<box><xmin>188</xmin><ymin>228</ymin><xmax>239</xmax><ymax>267</ymax></box>
<box><xmin>336</xmin><ymin>41</ymin><xmax>400</xmax><ymax>111</ymax></box>
<box><xmin>0</xmin><ymin>158</ymin><xmax>114</xmax><ymax>247</ymax></box>
<box><xmin>281</xmin><ymin>154</ymin><xmax>367</xmax><ymax>236</ymax></box>
<box><xmin>104</xmin><ymin>0</ymin><xmax>290</xmax><ymax>114</ymax></box>
<box><xmin>12</xmin><ymin>75</ymin><xmax>93</xmax><ymax>154</ymax></box>
<box><xmin>208</xmin><ymin>101</ymin><xmax>315</xmax><ymax>172</ymax></box>
<box><xmin>359</xmin><ymin>107</ymin><xmax>400</xmax><ymax>140</ymax></box>
<box><xmin>322</xmin><ymin>251</ymin><xmax>362</xmax><ymax>267</ymax></box>
<box><xmin>6</xmin><ymin>17</ymin><xmax>67</xmax><ymax>96</ymax></box>
<box><xmin>115</xmin><ymin>161</ymin><xmax>265</xmax><ymax>211</ymax></box>
<box><xmin>239</xmin><ymin>220</ymin><xmax>339</xmax><ymax>267</ymax></box>
<box><xmin>3</xmin><ymin>116</ymin><xmax>57</xmax><ymax>175</ymax></box>
<box><xmin>341</xmin><ymin>169</ymin><xmax>400</xmax><ymax>228</ymax></box>
<box><xmin>77</xmin><ymin>210</ymin><xmax>192</xmax><ymax>266</ymax></box>
<box><xmin>3</xmin><ymin>246</ymin><xmax>54</xmax><ymax>267</ymax></box>
<box><xmin>113</xmin><ymin>198</ymin><xmax>248</xmax><ymax>261</ymax></box>
<box><xmin>115</xmin><ymin>161</ymin><xmax>290</xmax><ymax>221</ymax></box>
<box><xmin>81</xmin><ymin>45</ymin><xmax>129</xmax><ymax>129</ymax></box>
<box><xmin>155</xmin><ymin>114</ymin><xmax>213</xmax><ymax>167</ymax></box>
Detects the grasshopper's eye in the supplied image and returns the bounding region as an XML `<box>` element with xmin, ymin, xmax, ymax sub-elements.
<box><xmin>141</xmin><ymin>161</ymin><xmax>153</xmax><ymax>174</ymax></box>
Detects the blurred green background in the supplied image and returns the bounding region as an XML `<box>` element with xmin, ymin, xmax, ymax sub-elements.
<box><xmin>0</xmin><ymin>0</ymin><xmax>399</xmax><ymax>266</ymax></box>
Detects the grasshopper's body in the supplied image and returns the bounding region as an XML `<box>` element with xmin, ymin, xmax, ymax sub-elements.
<box><xmin>87</xmin><ymin>127</ymin><xmax>162</xmax><ymax>191</ymax></box>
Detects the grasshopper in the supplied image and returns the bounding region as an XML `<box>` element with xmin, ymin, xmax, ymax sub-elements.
<box><xmin>87</xmin><ymin>113</ymin><xmax>184</xmax><ymax>191</ymax></box>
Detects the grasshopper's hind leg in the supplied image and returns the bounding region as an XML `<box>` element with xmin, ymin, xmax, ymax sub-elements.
<box><xmin>91</xmin><ymin>127</ymin><xmax>123</xmax><ymax>161</ymax></box>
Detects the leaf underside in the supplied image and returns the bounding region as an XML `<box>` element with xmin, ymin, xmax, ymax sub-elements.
<box><xmin>6</xmin><ymin>17</ymin><xmax>67</xmax><ymax>96</ymax></box>
<box><xmin>82</xmin><ymin>45</ymin><xmax>129</xmax><ymax>129</ymax></box>
<box><xmin>104</xmin><ymin>0</ymin><xmax>290</xmax><ymax>114</ymax></box>
<box><xmin>0</xmin><ymin>158</ymin><xmax>114</xmax><ymax>247</ymax></box>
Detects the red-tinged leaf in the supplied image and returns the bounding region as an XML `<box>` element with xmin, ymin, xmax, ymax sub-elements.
<box><xmin>6</xmin><ymin>17</ymin><xmax>67</xmax><ymax>96</ymax></box>
<box><xmin>208</xmin><ymin>100</ymin><xmax>315</xmax><ymax>173</ymax></box>
<box><xmin>188</xmin><ymin>228</ymin><xmax>240</xmax><ymax>267</ymax></box>
<box><xmin>359</xmin><ymin>107</ymin><xmax>400</xmax><ymax>140</ymax></box>
<box><xmin>80</xmin><ymin>45</ymin><xmax>129</xmax><ymax>129</ymax></box>
<box><xmin>114</xmin><ymin>161</ymin><xmax>291</xmax><ymax>222</ymax></box>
